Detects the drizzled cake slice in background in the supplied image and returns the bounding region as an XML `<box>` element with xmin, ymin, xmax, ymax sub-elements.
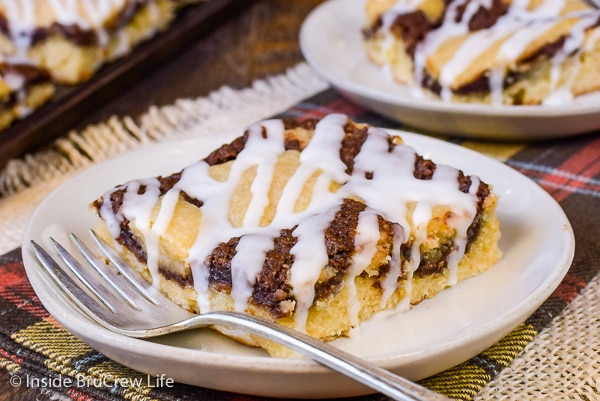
<box><xmin>0</xmin><ymin>0</ymin><xmax>176</xmax><ymax>84</ymax></box>
<box><xmin>363</xmin><ymin>0</ymin><xmax>600</xmax><ymax>105</ymax></box>
<box><xmin>0</xmin><ymin>60</ymin><xmax>54</xmax><ymax>130</ymax></box>
<box><xmin>91</xmin><ymin>114</ymin><xmax>502</xmax><ymax>357</ymax></box>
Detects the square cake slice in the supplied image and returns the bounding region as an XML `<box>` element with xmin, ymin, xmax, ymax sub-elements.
<box><xmin>363</xmin><ymin>0</ymin><xmax>600</xmax><ymax>105</ymax></box>
<box><xmin>91</xmin><ymin>114</ymin><xmax>502</xmax><ymax>357</ymax></box>
<box><xmin>0</xmin><ymin>0</ymin><xmax>176</xmax><ymax>84</ymax></box>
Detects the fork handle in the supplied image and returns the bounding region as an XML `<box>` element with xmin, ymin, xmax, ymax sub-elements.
<box><xmin>161</xmin><ymin>311</ymin><xmax>450</xmax><ymax>401</ymax></box>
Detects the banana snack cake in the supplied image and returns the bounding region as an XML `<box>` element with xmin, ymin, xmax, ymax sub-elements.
<box><xmin>0</xmin><ymin>0</ymin><xmax>176</xmax><ymax>84</ymax></box>
<box><xmin>363</xmin><ymin>0</ymin><xmax>600</xmax><ymax>105</ymax></box>
<box><xmin>91</xmin><ymin>114</ymin><xmax>502</xmax><ymax>357</ymax></box>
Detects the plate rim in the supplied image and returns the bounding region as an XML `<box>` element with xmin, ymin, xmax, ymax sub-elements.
<box><xmin>21</xmin><ymin>128</ymin><xmax>575</xmax><ymax>397</ymax></box>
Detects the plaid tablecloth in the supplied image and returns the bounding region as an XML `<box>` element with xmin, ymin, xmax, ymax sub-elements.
<box><xmin>1</xmin><ymin>76</ymin><xmax>599</xmax><ymax>400</ymax></box>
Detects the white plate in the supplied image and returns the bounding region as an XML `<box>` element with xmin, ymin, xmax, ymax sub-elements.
<box><xmin>22</xmin><ymin>130</ymin><xmax>574</xmax><ymax>398</ymax></box>
<box><xmin>300</xmin><ymin>0</ymin><xmax>600</xmax><ymax>140</ymax></box>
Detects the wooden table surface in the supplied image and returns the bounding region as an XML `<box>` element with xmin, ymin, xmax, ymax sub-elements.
<box><xmin>81</xmin><ymin>0</ymin><xmax>324</xmax><ymax>127</ymax></box>
<box><xmin>0</xmin><ymin>0</ymin><xmax>324</xmax><ymax>399</ymax></box>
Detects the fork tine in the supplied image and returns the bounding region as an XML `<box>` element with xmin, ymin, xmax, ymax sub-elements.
<box><xmin>68</xmin><ymin>233</ymin><xmax>142</xmax><ymax>310</ymax></box>
<box><xmin>49</xmin><ymin>238</ymin><xmax>135</xmax><ymax>312</ymax></box>
<box><xmin>89</xmin><ymin>229</ymin><xmax>161</xmax><ymax>305</ymax></box>
<box><xmin>31</xmin><ymin>240</ymin><xmax>118</xmax><ymax>314</ymax></box>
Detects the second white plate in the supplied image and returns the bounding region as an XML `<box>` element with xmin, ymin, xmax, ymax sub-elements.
<box><xmin>22</xmin><ymin>129</ymin><xmax>574</xmax><ymax>398</ymax></box>
<box><xmin>300</xmin><ymin>0</ymin><xmax>600</xmax><ymax>140</ymax></box>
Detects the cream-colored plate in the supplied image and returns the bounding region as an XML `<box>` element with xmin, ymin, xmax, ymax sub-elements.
<box><xmin>300</xmin><ymin>0</ymin><xmax>600</xmax><ymax>140</ymax></box>
<box><xmin>22</xmin><ymin>129</ymin><xmax>574</xmax><ymax>398</ymax></box>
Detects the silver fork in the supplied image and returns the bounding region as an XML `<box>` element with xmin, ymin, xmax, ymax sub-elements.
<box><xmin>30</xmin><ymin>231</ymin><xmax>450</xmax><ymax>401</ymax></box>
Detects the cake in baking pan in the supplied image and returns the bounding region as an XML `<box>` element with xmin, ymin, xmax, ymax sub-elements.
<box><xmin>91</xmin><ymin>114</ymin><xmax>502</xmax><ymax>357</ymax></box>
<box><xmin>0</xmin><ymin>61</ymin><xmax>54</xmax><ymax>130</ymax></box>
<box><xmin>0</xmin><ymin>0</ymin><xmax>176</xmax><ymax>84</ymax></box>
<box><xmin>363</xmin><ymin>0</ymin><xmax>600</xmax><ymax>105</ymax></box>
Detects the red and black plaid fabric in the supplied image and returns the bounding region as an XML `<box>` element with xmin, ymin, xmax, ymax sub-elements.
<box><xmin>1</xmin><ymin>88</ymin><xmax>599</xmax><ymax>400</ymax></box>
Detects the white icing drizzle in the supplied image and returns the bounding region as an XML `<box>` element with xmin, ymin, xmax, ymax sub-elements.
<box><xmin>120</xmin><ymin>178</ymin><xmax>163</xmax><ymax>282</ymax></box>
<box><xmin>543</xmin><ymin>13</ymin><xmax>598</xmax><ymax>105</ymax></box>
<box><xmin>289</xmin><ymin>206</ymin><xmax>340</xmax><ymax>332</ymax></box>
<box><xmin>377</xmin><ymin>0</ymin><xmax>600</xmax><ymax>105</ymax></box>
<box><xmin>380</xmin><ymin>221</ymin><xmax>406</xmax><ymax>308</ymax></box>
<box><xmin>99</xmin><ymin>114</ymin><xmax>481</xmax><ymax>332</ymax></box>
<box><xmin>0</xmin><ymin>0</ymin><xmax>35</xmax><ymax>50</ymax></box>
<box><xmin>2</xmin><ymin>71</ymin><xmax>25</xmax><ymax>91</ymax></box>
<box><xmin>230</xmin><ymin>234</ymin><xmax>273</xmax><ymax>312</ymax></box>
<box><xmin>178</xmin><ymin>161</ymin><xmax>233</xmax><ymax>313</ymax></box>
<box><xmin>346</xmin><ymin>210</ymin><xmax>380</xmax><ymax>334</ymax></box>
<box><xmin>0</xmin><ymin>0</ymin><xmax>127</xmax><ymax>29</ymax></box>
<box><xmin>275</xmin><ymin>114</ymin><xmax>347</xmax><ymax>218</ymax></box>
<box><xmin>242</xmin><ymin>120</ymin><xmax>286</xmax><ymax>227</ymax></box>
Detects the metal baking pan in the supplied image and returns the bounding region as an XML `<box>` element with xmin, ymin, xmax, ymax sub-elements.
<box><xmin>0</xmin><ymin>0</ymin><xmax>250</xmax><ymax>171</ymax></box>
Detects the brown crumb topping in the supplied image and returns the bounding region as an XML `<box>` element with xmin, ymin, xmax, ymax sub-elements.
<box><xmin>454</xmin><ymin>0</ymin><xmax>509</xmax><ymax>31</ymax></box>
<box><xmin>415</xmin><ymin>238</ymin><xmax>454</xmax><ymax>277</ymax></box>
<box><xmin>159</xmin><ymin>267</ymin><xmax>194</xmax><ymax>287</ymax></box>
<box><xmin>340</xmin><ymin>122</ymin><xmax>369</xmax><ymax>174</ymax></box>
<box><xmin>251</xmin><ymin>228</ymin><xmax>298</xmax><ymax>318</ymax></box>
<box><xmin>204</xmin><ymin>133</ymin><xmax>249</xmax><ymax>166</ymax></box>
<box><xmin>315</xmin><ymin>198</ymin><xmax>366</xmax><ymax>300</ymax></box>
<box><xmin>390</xmin><ymin>11</ymin><xmax>439</xmax><ymax>56</ymax></box>
<box><xmin>414</xmin><ymin>154</ymin><xmax>436</xmax><ymax>180</ymax></box>
<box><xmin>206</xmin><ymin>237</ymin><xmax>240</xmax><ymax>293</ymax></box>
